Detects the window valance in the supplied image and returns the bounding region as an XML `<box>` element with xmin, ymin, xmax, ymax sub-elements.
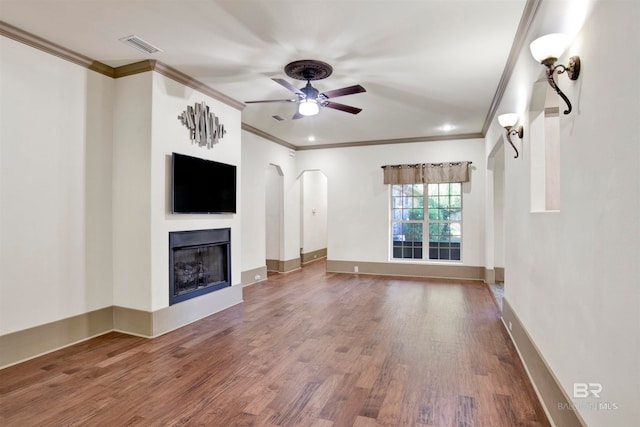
<box><xmin>382</xmin><ymin>161</ymin><xmax>471</xmax><ymax>184</ymax></box>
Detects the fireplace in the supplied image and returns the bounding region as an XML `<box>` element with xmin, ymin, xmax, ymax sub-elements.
<box><xmin>169</xmin><ymin>228</ymin><xmax>231</xmax><ymax>305</ymax></box>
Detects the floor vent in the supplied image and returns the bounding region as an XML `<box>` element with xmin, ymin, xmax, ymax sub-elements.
<box><xmin>119</xmin><ymin>35</ymin><xmax>163</xmax><ymax>54</ymax></box>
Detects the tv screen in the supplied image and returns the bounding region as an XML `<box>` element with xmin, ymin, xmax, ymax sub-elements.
<box><xmin>172</xmin><ymin>153</ymin><xmax>237</xmax><ymax>214</ymax></box>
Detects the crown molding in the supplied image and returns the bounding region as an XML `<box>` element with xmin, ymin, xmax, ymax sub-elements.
<box><xmin>113</xmin><ymin>60</ymin><xmax>156</xmax><ymax>78</ymax></box>
<box><xmin>152</xmin><ymin>62</ymin><xmax>245</xmax><ymax>111</ymax></box>
<box><xmin>0</xmin><ymin>20</ymin><xmax>115</xmax><ymax>78</ymax></box>
<box><xmin>295</xmin><ymin>132</ymin><xmax>484</xmax><ymax>151</ymax></box>
<box><xmin>241</xmin><ymin>124</ymin><xmax>482</xmax><ymax>151</ymax></box>
<box><xmin>241</xmin><ymin>123</ymin><xmax>297</xmax><ymax>150</ymax></box>
<box><xmin>3</xmin><ymin>4</ymin><xmax>532</xmax><ymax>150</ymax></box>
<box><xmin>481</xmin><ymin>0</ymin><xmax>542</xmax><ymax>135</ymax></box>
<box><xmin>0</xmin><ymin>22</ymin><xmax>244</xmax><ymax>111</ymax></box>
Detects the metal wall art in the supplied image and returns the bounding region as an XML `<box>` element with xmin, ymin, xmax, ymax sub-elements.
<box><xmin>178</xmin><ymin>101</ymin><xmax>226</xmax><ymax>149</ymax></box>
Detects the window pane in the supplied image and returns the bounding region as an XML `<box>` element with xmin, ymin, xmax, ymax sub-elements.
<box><xmin>393</xmin><ymin>209</ymin><xmax>402</xmax><ymax>220</ymax></box>
<box><xmin>392</xmin><ymin>222</ymin><xmax>403</xmax><ymax>240</ymax></box>
<box><xmin>427</xmin><ymin>196</ymin><xmax>438</xmax><ymax>209</ymax></box>
<box><xmin>393</xmin><ymin>196</ymin><xmax>403</xmax><ymax>208</ymax></box>
<box><xmin>451</xmin><ymin>183</ymin><xmax>461</xmax><ymax>195</ymax></box>
<box><xmin>409</xmin><ymin>209</ymin><xmax>423</xmax><ymax>220</ymax></box>
<box><xmin>403</xmin><ymin>184</ymin><xmax>422</xmax><ymax>196</ymax></box>
<box><xmin>451</xmin><ymin>196</ymin><xmax>461</xmax><ymax>208</ymax></box>
<box><xmin>409</xmin><ymin>223</ymin><xmax>423</xmax><ymax>241</ymax></box>
<box><xmin>428</xmin><ymin>183</ymin><xmax>439</xmax><ymax>195</ymax></box>
<box><xmin>428</xmin><ymin>223</ymin><xmax>439</xmax><ymax>238</ymax></box>
<box><xmin>439</xmin><ymin>183</ymin><xmax>450</xmax><ymax>195</ymax></box>
<box><xmin>450</xmin><ymin>223</ymin><xmax>461</xmax><ymax>236</ymax></box>
<box><xmin>392</xmin><ymin>185</ymin><xmax>402</xmax><ymax>197</ymax></box>
<box><xmin>438</xmin><ymin>196</ymin><xmax>450</xmax><ymax>208</ymax></box>
<box><xmin>449</xmin><ymin>209</ymin><xmax>461</xmax><ymax>220</ymax></box>
<box><xmin>428</xmin><ymin>208</ymin><xmax>438</xmax><ymax>220</ymax></box>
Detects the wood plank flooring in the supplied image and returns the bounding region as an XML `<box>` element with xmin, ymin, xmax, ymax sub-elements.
<box><xmin>0</xmin><ymin>260</ymin><xmax>549</xmax><ymax>426</ymax></box>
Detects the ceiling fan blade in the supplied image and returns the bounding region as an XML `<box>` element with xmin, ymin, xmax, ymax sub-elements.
<box><xmin>324</xmin><ymin>101</ymin><xmax>362</xmax><ymax>114</ymax></box>
<box><xmin>320</xmin><ymin>84</ymin><xmax>366</xmax><ymax>99</ymax></box>
<box><xmin>272</xmin><ymin>78</ymin><xmax>304</xmax><ymax>96</ymax></box>
<box><xmin>245</xmin><ymin>99</ymin><xmax>297</xmax><ymax>104</ymax></box>
<box><xmin>292</xmin><ymin>111</ymin><xmax>304</xmax><ymax>120</ymax></box>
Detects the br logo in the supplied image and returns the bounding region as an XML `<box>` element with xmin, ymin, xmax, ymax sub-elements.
<box><xmin>573</xmin><ymin>383</ymin><xmax>602</xmax><ymax>398</ymax></box>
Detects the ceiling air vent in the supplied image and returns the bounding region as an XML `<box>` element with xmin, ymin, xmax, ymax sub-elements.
<box><xmin>272</xmin><ymin>115</ymin><xmax>285</xmax><ymax>121</ymax></box>
<box><xmin>119</xmin><ymin>35</ymin><xmax>163</xmax><ymax>54</ymax></box>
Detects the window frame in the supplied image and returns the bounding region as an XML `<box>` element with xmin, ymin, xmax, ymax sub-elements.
<box><xmin>390</xmin><ymin>182</ymin><xmax>463</xmax><ymax>262</ymax></box>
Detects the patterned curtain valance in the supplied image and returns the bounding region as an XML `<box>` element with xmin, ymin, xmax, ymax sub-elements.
<box><xmin>382</xmin><ymin>161</ymin><xmax>472</xmax><ymax>184</ymax></box>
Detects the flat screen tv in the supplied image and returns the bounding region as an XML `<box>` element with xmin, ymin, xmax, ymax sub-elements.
<box><xmin>172</xmin><ymin>152</ymin><xmax>237</xmax><ymax>214</ymax></box>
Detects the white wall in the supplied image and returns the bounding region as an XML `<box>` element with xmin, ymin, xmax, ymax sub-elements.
<box><xmin>150</xmin><ymin>74</ymin><xmax>242</xmax><ymax>310</ymax></box>
<box><xmin>1</xmin><ymin>35</ymin><xmax>243</xmax><ymax>335</ymax></box>
<box><xmin>296</xmin><ymin>139</ymin><xmax>486</xmax><ymax>266</ymax></box>
<box><xmin>112</xmin><ymin>72</ymin><xmax>153</xmax><ymax>310</ymax></box>
<box><xmin>112</xmin><ymin>72</ymin><xmax>243</xmax><ymax>312</ymax></box>
<box><xmin>265</xmin><ymin>164</ymin><xmax>283</xmax><ymax>261</ymax></box>
<box><xmin>241</xmin><ymin>131</ymin><xmax>299</xmax><ymax>271</ymax></box>
<box><xmin>300</xmin><ymin>170</ymin><xmax>327</xmax><ymax>254</ymax></box>
<box><xmin>493</xmin><ymin>143</ymin><xmax>505</xmax><ymax>269</ymax></box>
<box><xmin>488</xmin><ymin>0</ymin><xmax>640</xmax><ymax>424</ymax></box>
<box><xmin>0</xmin><ymin>37</ymin><xmax>114</xmax><ymax>333</ymax></box>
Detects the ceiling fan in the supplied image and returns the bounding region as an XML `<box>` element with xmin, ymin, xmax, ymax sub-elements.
<box><xmin>245</xmin><ymin>60</ymin><xmax>366</xmax><ymax>119</ymax></box>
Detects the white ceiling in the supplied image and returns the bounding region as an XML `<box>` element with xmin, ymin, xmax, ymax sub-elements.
<box><xmin>0</xmin><ymin>0</ymin><xmax>528</xmax><ymax>148</ymax></box>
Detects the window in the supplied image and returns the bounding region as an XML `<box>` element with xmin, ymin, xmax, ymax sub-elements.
<box><xmin>391</xmin><ymin>182</ymin><xmax>462</xmax><ymax>261</ymax></box>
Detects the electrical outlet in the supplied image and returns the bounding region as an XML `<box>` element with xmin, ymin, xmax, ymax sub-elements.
<box><xmin>254</xmin><ymin>275</ymin><xmax>261</xmax><ymax>281</ymax></box>
<box><xmin>354</xmin><ymin>266</ymin><xmax>359</xmax><ymax>273</ymax></box>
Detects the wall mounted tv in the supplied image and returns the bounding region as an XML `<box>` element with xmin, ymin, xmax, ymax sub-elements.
<box><xmin>172</xmin><ymin>152</ymin><xmax>237</xmax><ymax>214</ymax></box>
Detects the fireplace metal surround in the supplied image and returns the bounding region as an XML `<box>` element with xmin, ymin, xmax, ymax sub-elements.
<box><xmin>169</xmin><ymin>228</ymin><xmax>231</xmax><ymax>305</ymax></box>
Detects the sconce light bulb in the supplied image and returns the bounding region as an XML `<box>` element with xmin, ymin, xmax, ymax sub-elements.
<box><xmin>498</xmin><ymin>113</ymin><xmax>519</xmax><ymax>129</ymax></box>
<box><xmin>530</xmin><ymin>33</ymin><xmax>568</xmax><ymax>63</ymax></box>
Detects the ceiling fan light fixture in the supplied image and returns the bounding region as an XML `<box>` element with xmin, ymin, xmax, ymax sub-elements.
<box><xmin>299</xmin><ymin>99</ymin><xmax>320</xmax><ymax>116</ymax></box>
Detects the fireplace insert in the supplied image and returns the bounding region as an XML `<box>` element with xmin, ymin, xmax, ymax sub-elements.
<box><xmin>169</xmin><ymin>228</ymin><xmax>231</xmax><ymax>305</ymax></box>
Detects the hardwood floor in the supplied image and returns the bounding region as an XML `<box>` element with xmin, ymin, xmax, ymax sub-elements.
<box><xmin>0</xmin><ymin>260</ymin><xmax>549</xmax><ymax>426</ymax></box>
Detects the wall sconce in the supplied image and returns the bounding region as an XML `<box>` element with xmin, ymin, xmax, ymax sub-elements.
<box><xmin>530</xmin><ymin>33</ymin><xmax>581</xmax><ymax>115</ymax></box>
<box><xmin>498</xmin><ymin>113</ymin><xmax>524</xmax><ymax>158</ymax></box>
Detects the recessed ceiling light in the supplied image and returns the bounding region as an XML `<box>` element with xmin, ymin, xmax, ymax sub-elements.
<box><xmin>440</xmin><ymin>124</ymin><xmax>455</xmax><ymax>132</ymax></box>
<box><xmin>308</xmin><ymin>136</ymin><xmax>316</xmax><ymax>142</ymax></box>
